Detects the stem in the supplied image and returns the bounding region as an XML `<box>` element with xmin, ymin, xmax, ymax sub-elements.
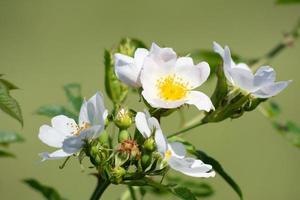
<box><xmin>167</xmin><ymin>120</ymin><xmax>206</xmax><ymax>138</ymax></box>
<box><xmin>250</xmin><ymin>19</ymin><xmax>300</xmax><ymax>69</ymax></box>
<box><xmin>90</xmin><ymin>177</ymin><xmax>111</xmax><ymax>200</ymax></box>
<box><xmin>128</xmin><ymin>186</ymin><xmax>137</xmax><ymax>200</ymax></box>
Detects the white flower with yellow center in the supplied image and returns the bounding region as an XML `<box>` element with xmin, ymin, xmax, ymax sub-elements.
<box><xmin>38</xmin><ymin>92</ymin><xmax>108</xmax><ymax>161</ymax></box>
<box><xmin>135</xmin><ymin>111</ymin><xmax>215</xmax><ymax>178</ymax></box>
<box><xmin>140</xmin><ymin>43</ymin><xmax>214</xmax><ymax>112</ymax></box>
<box><xmin>213</xmin><ymin>42</ymin><xmax>291</xmax><ymax>98</ymax></box>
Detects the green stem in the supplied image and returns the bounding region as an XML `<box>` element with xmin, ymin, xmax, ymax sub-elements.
<box><xmin>167</xmin><ymin>120</ymin><xmax>207</xmax><ymax>138</ymax></box>
<box><xmin>90</xmin><ymin>177</ymin><xmax>111</xmax><ymax>200</ymax></box>
<box><xmin>128</xmin><ymin>186</ymin><xmax>137</xmax><ymax>200</ymax></box>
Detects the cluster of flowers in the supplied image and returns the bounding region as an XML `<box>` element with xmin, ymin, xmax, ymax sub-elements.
<box><xmin>38</xmin><ymin>42</ymin><xmax>290</xmax><ymax>180</ymax></box>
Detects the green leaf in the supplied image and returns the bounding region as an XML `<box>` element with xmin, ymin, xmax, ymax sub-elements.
<box><xmin>173</xmin><ymin>187</ymin><xmax>197</xmax><ymax>200</ymax></box>
<box><xmin>277</xmin><ymin>0</ymin><xmax>300</xmax><ymax>4</ymax></box>
<box><xmin>0</xmin><ymin>130</ymin><xmax>24</xmax><ymax>145</ymax></box>
<box><xmin>273</xmin><ymin>121</ymin><xmax>300</xmax><ymax>147</ymax></box>
<box><xmin>63</xmin><ymin>83</ymin><xmax>83</xmax><ymax>113</ymax></box>
<box><xmin>23</xmin><ymin>178</ymin><xmax>66</xmax><ymax>200</ymax></box>
<box><xmin>36</xmin><ymin>105</ymin><xmax>78</xmax><ymax>121</ymax></box>
<box><xmin>0</xmin><ymin>78</ymin><xmax>19</xmax><ymax>90</ymax></box>
<box><xmin>0</xmin><ymin>83</ymin><xmax>23</xmax><ymax>125</ymax></box>
<box><xmin>193</xmin><ymin>150</ymin><xmax>243</xmax><ymax>200</ymax></box>
<box><xmin>0</xmin><ymin>149</ymin><xmax>15</xmax><ymax>158</ymax></box>
<box><xmin>167</xmin><ymin>176</ymin><xmax>214</xmax><ymax>197</ymax></box>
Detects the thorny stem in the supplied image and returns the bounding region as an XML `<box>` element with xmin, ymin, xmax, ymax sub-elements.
<box><xmin>168</xmin><ymin>19</ymin><xmax>300</xmax><ymax>139</ymax></box>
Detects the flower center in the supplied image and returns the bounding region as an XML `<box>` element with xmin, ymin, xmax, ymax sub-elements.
<box><xmin>157</xmin><ymin>75</ymin><xmax>189</xmax><ymax>101</ymax></box>
<box><xmin>69</xmin><ymin>122</ymin><xmax>91</xmax><ymax>136</ymax></box>
<box><xmin>165</xmin><ymin>150</ymin><xmax>172</xmax><ymax>160</ymax></box>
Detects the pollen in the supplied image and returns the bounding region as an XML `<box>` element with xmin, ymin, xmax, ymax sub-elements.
<box><xmin>165</xmin><ymin>150</ymin><xmax>172</xmax><ymax>160</ymax></box>
<box><xmin>70</xmin><ymin>122</ymin><xmax>91</xmax><ymax>136</ymax></box>
<box><xmin>157</xmin><ymin>75</ymin><xmax>189</xmax><ymax>101</ymax></box>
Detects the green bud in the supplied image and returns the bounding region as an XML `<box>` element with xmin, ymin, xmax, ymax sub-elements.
<box><xmin>118</xmin><ymin>130</ymin><xmax>130</xmax><ymax>143</ymax></box>
<box><xmin>143</xmin><ymin>138</ymin><xmax>155</xmax><ymax>152</ymax></box>
<box><xmin>99</xmin><ymin>130</ymin><xmax>109</xmax><ymax>144</ymax></box>
<box><xmin>141</xmin><ymin>153</ymin><xmax>152</xmax><ymax>170</ymax></box>
<box><xmin>114</xmin><ymin>108</ymin><xmax>132</xmax><ymax>129</ymax></box>
<box><xmin>111</xmin><ymin>166</ymin><xmax>126</xmax><ymax>184</ymax></box>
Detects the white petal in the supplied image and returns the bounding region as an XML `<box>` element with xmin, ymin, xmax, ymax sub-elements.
<box><xmin>51</xmin><ymin>115</ymin><xmax>77</xmax><ymax>136</ymax></box>
<box><xmin>135</xmin><ymin>112</ymin><xmax>152</xmax><ymax>138</ymax></box>
<box><xmin>175</xmin><ymin>58</ymin><xmax>210</xmax><ymax>89</ymax></box>
<box><xmin>114</xmin><ymin>53</ymin><xmax>142</xmax><ymax>87</ymax></box>
<box><xmin>149</xmin><ymin>42</ymin><xmax>177</xmax><ymax>63</ymax></box>
<box><xmin>79</xmin><ymin>92</ymin><xmax>107</xmax><ymax>127</ymax></box>
<box><xmin>223</xmin><ymin>46</ymin><xmax>235</xmax><ymax>83</ymax></box>
<box><xmin>230</xmin><ymin>67</ymin><xmax>255</xmax><ymax>92</ymax></box>
<box><xmin>186</xmin><ymin>91</ymin><xmax>214</xmax><ymax>112</ymax></box>
<box><xmin>213</xmin><ymin>41</ymin><xmax>225</xmax><ymax>58</ymax></box>
<box><xmin>168</xmin><ymin>157</ymin><xmax>215</xmax><ymax>178</ymax></box>
<box><xmin>39</xmin><ymin>149</ymin><xmax>72</xmax><ymax>161</ymax></box>
<box><xmin>234</xmin><ymin>63</ymin><xmax>252</xmax><ymax>72</ymax></box>
<box><xmin>252</xmin><ymin>80</ymin><xmax>291</xmax><ymax>98</ymax></box>
<box><xmin>155</xmin><ymin>128</ymin><xmax>168</xmax><ymax>155</ymax></box>
<box><xmin>253</xmin><ymin>66</ymin><xmax>276</xmax><ymax>87</ymax></box>
<box><xmin>169</xmin><ymin>142</ymin><xmax>186</xmax><ymax>158</ymax></box>
<box><xmin>134</xmin><ymin>48</ymin><xmax>149</xmax><ymax>68</ymax></box>
<box><xmin>62</xmin><ymin>136</ymin><xmax>85</xmax><ymax>154</ymax></box>
<box><xmin>38</xmin><ymin>125</ymin><xmax>66</xmax><ymax>148</ymax></box>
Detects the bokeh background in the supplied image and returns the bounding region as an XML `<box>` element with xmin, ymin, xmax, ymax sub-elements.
<box><xmin>1</xmin><ymin>0</ymin><xmax>300</xmax><ymax>199</ymax></box>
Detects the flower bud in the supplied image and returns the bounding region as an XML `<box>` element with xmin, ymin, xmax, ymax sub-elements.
<box><xmin>99</xmin><ymin>130</ymin><xmax>109</xmax><ymax>144</ymax></box>
<box><xmin>141</xmin><ymin>153</ymin><xmax>152</xmax><ymax>170</ymax></box>
<box><xmin>143</xmin><ymin>137</ymin><xmax>155</xmax><ymax>152</ymax></box>
<box><xmin>111</xmin><ymin>166</ymin><xmax>126</xmax><ymax>184</ymax></box>
<box><xmin>114</xmin><ymin>108</ymin><xmax>132</xmax><ymax>129</ymax></box>
<box><xmin>118</xmin><ymin>130</ymin><xmax>130</xmax><ymax>143</ymax></box>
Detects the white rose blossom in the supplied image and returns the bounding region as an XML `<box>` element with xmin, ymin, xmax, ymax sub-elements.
<box><xmin>38</xmin><ymin>92</ymin><xmax>108</xmax><ymax>161</ymax></box>
<box><xmin>213</xmin><ymin>42</ymin><xmax>291</xmax><ymax>98</ymax></box>
<box><xmin>141</xmin><ymin>43</ymin><xmax>215</xmax><ymax>111</ymax></box>
<box><xmin>135</xmin><ymin>111</ymin><xmax>215</xmax><ymax>178</ymax></box>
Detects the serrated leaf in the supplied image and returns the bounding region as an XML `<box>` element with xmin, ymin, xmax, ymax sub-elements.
<box><xmin>173</xmin><ymin>187</ymin><xmax>197</xmax><ymax>200</ymax></box>
<box><xmin>63</xmin><ymin>83</ymin><xmax>83</xmax><ymax>113</ymax></box>
<box><xmin>23</xmin><ymin>178</ymin><xmax>66</xmax><ymax>200</ymax></box>
<box><xmin>0</xmin><ymin>149</ymin><xmax>15</xmax><ymax>158</ymax></box>
<box><xmin>0</xmin><ymin>78</ymin><xmax>19</xmax><ymax>90</ymax></box>
<box><xmin>36</xmin><ymin>105</ymin><xmax>78</xmax><ymax>121</ymax></box>
<box><xmin>277</xmin><ymin>0</ymin><xmax>300</xmax><ymax>4</ymax></box>
<box><xmin>0</xmin><ymin>130</ymin><xmax>24</xmax><ymax>145</ymax></box>
<box><xmin>193</xmin><ymin>150</ymin><xmax>243</xmax><ymax>200</ymax></box>
<box><xmin>0</xmin><ymin>83</ymin><xmax>23</xmax><ymax>125</ymax></box>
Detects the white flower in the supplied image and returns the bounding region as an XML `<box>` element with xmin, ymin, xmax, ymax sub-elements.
<box><xmin>38</xmin><ymin>92</ymin><xmax>108</xmax><ymax>161</ymax></box>
<box><xmin>135</xmin><ymin>111</ymin><xmax>215</xmax><ymax>178</ymax></box>
<box><xmin>140</xmin><ymin>43</ymin><xmax>214</xmax><ymax>112</ymax></box>
<box><xmin>213</xmin><ymin>42</ymin><xmax>291</xmax><ymax>98</ymax></box>
<box><xmin>114</xmin><ymin>48</ymin><xmax>149</xmax><ymax>87</ymax></box>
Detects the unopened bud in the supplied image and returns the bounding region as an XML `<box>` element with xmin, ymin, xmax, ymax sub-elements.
<box><xmin>111</xmin><ymin>166</ymin><xmax>126</xmax><ymax>184</ymax></box>
<box><xmin>141</xmin><ymin>153</ymin><xmax>152</xmax><ymax>170</ymax></box>
<box><xmin>143</xmin><ymin>138</ymin><xmax>155</xmax><ymax>152</ymax></box>
<box><xmin>114</xmin><ymin>108</ymin><xmax>132</xmax><ymax>129</ymax></box>
<box><xmin>118</xmin><ymin>130</ymin><xmax>130</xmax><ymax>143</ymax></box>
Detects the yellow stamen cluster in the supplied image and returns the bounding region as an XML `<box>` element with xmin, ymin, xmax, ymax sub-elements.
<box><xmin>67</xmin><ymin>122</ymin><xmax>91</xmax><ymax>136</ymax></box>
<box><xmin>165</xmin><ymin>150</ymin><xmax>172</xmax><ymax>160</ymax></box>
<box><xmin>157</xmin><ymin>75</ymin><xmax>189</xmax><ymax>101</ymax></box>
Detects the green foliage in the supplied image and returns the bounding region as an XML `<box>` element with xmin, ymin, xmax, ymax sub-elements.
<box><xmin>63</xmin><ymin>83</ymin><xmax>83</xmax><ymax>113</ymax></box>
<box><xmin>23</xmin><ymin>179</ymin><xmax>67</xmax><ymax>200</ymax></box>
<box><xmin>36</xmin><ymin>105</ymin><xmax>77</xmax><ymax>120</ymax></box>
<box><xmin>259</xmin><ymin>101</ymin><xmax>300</xmax><ymax>147</ymax></box>
<box><xmin>173</xmin><ymin>187</ymin><xmax>197</xmax><ymax>200</ymax></box>
<box><xmin>0</xmin><ymin>130</ymin><xmax>24</xmax><ymax>145</ymax></box>
<box><xmin>193</xmin><ymin>150</ymin><xmax>243</xmax><ymax>200</ymax></box>
<box><xmin>36</xmin><ymin>83</ymin><xmax>84</xmax><ymax>121</ymax></box>
<box><xmin>0</xmin><ymin>149</ymin><xmax>15</xmax><ymax>158</ymax></box>
<box><xmin>277</xmin><ymin>0</ymin><xmax>300</xmax><ymax>4</ymax></box>
<box><xmin>0</xmin><ymin>77</ymin><xmax>23</xmax><ymax>125</ymax></box>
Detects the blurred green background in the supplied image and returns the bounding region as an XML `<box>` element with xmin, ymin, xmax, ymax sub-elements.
<box><xmin>0</xmin><ymin>0</ymin><xmax>300</xmax><ymax>199</ymax></box>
